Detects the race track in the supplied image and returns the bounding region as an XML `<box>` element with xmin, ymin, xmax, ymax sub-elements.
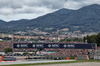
<box><xmin>0</xmin><ymin>60</ymin><xmax>75</xmax><ymax>65</ymax></box>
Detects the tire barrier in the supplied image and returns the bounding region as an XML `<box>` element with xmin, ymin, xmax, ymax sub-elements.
<box><xmin>76</xmin><ymin>55</ymin><xmax>89</xmax><ymax>60</ymax></box>
<box><xmin>3</xmin><ymin>57</ymin><xmax>16</xmax><ymax>61</ymax></box>
<box><xmin>1</xmin><ymin>55</ymin><xmax>4</xmax><ymax>61</ymax></box>
<box><xmin>1</xmin><ymin>55</ymin><xmax>16</xmax><ymax>61</ymax></box>
<box><xmin>24</xmin><ymin>57</ymin><xmax>66</xmax><ymax>60</ymax></box>
<box><xmin>74</xmin><ymin>57</ymin><xmax>77</xmax><ymax>60</ymax></box>
<box><xmin>66</xmin><ymin>57</ymin><xmax>70</xmax><ymax>60</ymax></box>
<box><xmin>54</xmin><ymin>57</ymin><xmax>61</xmax><ymax>60</ymax></box>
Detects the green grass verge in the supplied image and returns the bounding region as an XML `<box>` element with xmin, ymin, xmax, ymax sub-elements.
<box><xmin>0</xmin><ymin>60</ymin><xmax>100</xmax><ymax>66</ymax></box>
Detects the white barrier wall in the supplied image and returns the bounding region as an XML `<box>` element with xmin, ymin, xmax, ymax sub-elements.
<box><xmin>94</xmin><ymin>56</ymin><xmax>100</xmax><ymax>59</ymax></box>
<box><xmin>77</xmin><ymin>55</ymin><xmax>89</xmax><ymax>60</ymax></box>
<box><xmin>0</xmin><ymin>52</ymin><xmax>5</xmax><ymax>55</ymax></box>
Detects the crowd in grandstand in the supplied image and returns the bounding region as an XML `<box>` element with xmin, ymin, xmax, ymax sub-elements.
<box><xmin>0</xmin><ymin>41</ymin><xmax>95</xmax><ymax>56</ymax></box>
<box><xmin>0</xmin><ymin>41</ymin><xmax>13</xmax><ymax>51</ymax></box>
<box><xmin>0</xmin><ymin>41</ymin><xmax>29</xmax><ymax>51</ymax></box>
<box><xmin>45</xmin><ymin>49</ymin><xmax>95</xmax><ymax>57</ymax></box>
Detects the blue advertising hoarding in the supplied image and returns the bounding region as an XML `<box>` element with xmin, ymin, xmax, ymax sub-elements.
<box><xmin>13</xmin><ymin>43</ymin><xmax>96</xmax><ymax>49</ymax></box>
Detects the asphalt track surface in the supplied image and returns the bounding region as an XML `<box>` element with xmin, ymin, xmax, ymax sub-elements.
<box><xmin>33</xmin><ymin>62</ymin><xmax>100</xmax><ymax>66</ymax></box>
<box><xmin>0</xmin><ymin>60</ymin><xmax>75</xmax><ymax>65</ymax></box>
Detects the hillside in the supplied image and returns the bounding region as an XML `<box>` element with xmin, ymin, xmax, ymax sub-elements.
<box><xmin>0</xmin><ymin>4</ymin><xmax>100</xmax><ymax>33</ymax></box>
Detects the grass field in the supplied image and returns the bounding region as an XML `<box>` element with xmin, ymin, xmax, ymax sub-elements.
<box><xmin>0</xmin><ymin>60</ymin><xmax>100</xmax><ymax>66</ymax></box>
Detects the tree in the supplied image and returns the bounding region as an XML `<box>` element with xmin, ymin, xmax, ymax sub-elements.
<box><xmin>30</xmin><ymin>38</ymin><xmax>34</xmax><ymax>41</ymax></box>
<box><xmin>83</xmin><ymin>36</ymin><xmax>86</xmax><ymax>43</ymax></box>
<box><xmin>89</xmin><ymin>35</ymin><xmax>97</xmax><ymax>43</ymax></box>
<box><xmin>20</xmin><ymin>38</ymin><xmax>25</xmax><ymax>41</ymax></box>
<box><xmin>60</xmin><ymin>38</ymin><xmax>72</xmax><ymax>42</ymax></box>
<box><xmin>34</xmin><ymin>50</ymin><xmax>37</xmax><ymax>55</ymax></box>
<box><xmin>23</xmin><ymin>52</ymin><xmax>29</xmax><ymax>55</ymax></box>
<box><xmin>4</xmin><ymin>48</ymin><xmax>13</xmax><ymax>54</ymax></box>
<box><xmin>73</xmin><ymin>38</ymin><xmax>83</xmax><ymax>42</ymax></box>
<box><xmin>86</xmin><ymin>35</ymin><xmax>90</xmax><ymax>43</ymax></box>
<box><xmin>85</xmin><ymin>33</ymin><xmax>100</xmax><ymax>46</ymax></box>
<box><xmin>96</xmin><ymin>33</ymin><xmax>100</xmax><ymax>46</ymax></box>
<box><xmin>3</xmin><ymin>37</ymin><xmax>11</xmax><ymax>40</ymax></box>
<box><xmin>66</xmin><ymin>38</ymin><xmax>72</xmax><ymax>42</ymax></box>
<box><xmin>86</xmin><ymin>35</ymin><xmax>96</xmax><ymax>43</ymax></box>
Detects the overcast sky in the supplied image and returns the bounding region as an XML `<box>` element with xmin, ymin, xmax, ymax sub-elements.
<box><xmin>0</xmin><ymin>0</ymin><xmax>100</xmax><ymax>21</ymax></box>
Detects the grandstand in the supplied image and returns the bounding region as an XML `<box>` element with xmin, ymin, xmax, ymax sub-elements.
<box><xmin>0</xmin><ymin>41</ymin><xmax>97</xmax><ymax>60</ymax></box>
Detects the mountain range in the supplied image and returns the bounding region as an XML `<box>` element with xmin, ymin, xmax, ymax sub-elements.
<box><xmin>0</xmin><ymin>4</ymin><xmax>100</xmax><ymax>33</ymax></box>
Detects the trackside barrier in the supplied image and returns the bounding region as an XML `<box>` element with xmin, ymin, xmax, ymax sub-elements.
<box><xmin>84</xmin><ymin>55</ymin><xmax>89</xmax><ymax>60</ymax></box>
<box><xmin>77</xmin><ymin>55</ymin><xmax>89</xmax><ymax>60</ymax></box>
<box><xmin>0</xmin><ymin>55</ymin><xmax>16</xmax><ymax>61</ymax></box>
<box><xmin>94</xmin><ymin>55</ymin><xmax>100</xmax><ymax>59</ymax></box>
<box><xmin>3</xmin><ymin>57</ymin><xmax>16</xmax><ymax>61</ymax></box>
<box><xmin>66</xmin><ymin>57</ymin><xmax>70</xmax><ymax>60</ymax></box>
<box><xmin>24</xmin><ymin>57</ymin><xmax>67</xmax><ymax>60</ymax></box>
<box><xmin>74</xmin><ymin>57</ymin><xmax>77</xmax><ymax>60</ymax></box>
<box><xmin>1</xmin><ymin>55</ymin><xmax>4</xmax><ymax>61</ymax></box>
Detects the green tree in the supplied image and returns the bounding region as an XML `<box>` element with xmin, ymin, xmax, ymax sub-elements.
<box><xmin>4</xmin><ymin>48</ymin><xmax>13</xmax><ymax>54</ymax></box>
<box><xmin>34</xmin><ymin>50</ymin><xmax>37</xmax><ymax>55</ymax></box>
<box><xmin>66</xmin><ymin>38</ymin><xmax>72</xmax><ymax>42</ymax></box>
<box><xmin>20</xmin><ymin>38</ymin><xmax>25</xmax><ymax>41</ymax></box>
<box><xmin>86</xmin><ymin>35</ymin><xmax>97</xmax><ymax>43</ymax></box>
<box><xmin>86</xmin><ymin>35</ymin><xmax>90</xmax><ymax>43</ymax></box>
<box><xmin>60</xmin><ymin>38</ymin><xmax>72</xmax><ymax>42</ymax></box>
<box><xmin>83</xmin><ymin>36</ymin><xmax>86</xmax><ymax>43</ymax></box>
<box><xmin>89</xmin><ymin>35</ymin><xmax>97</xmax><ymax>43</ymax></box>
<box><xmin>73</xmin><ymin>38</ymin><xmax>83</xmax><ymax>42</ymax></box>
<box><xmin>3</xmin><ymin>37</ymin><xmax>11</xmax><ymax>40</ymax></box>
<box><xmin>96</xmin><ymin>33</ymin><xmax>100</xmax><ymax>46</ymax></box>
<box><xmin>85</xmin><ymin>33</ymin><xmax>100</xmax><ymax>46</ymax></box>
<box><xmin>30</xmin><ymin>38</ymin><xmax>34</xmax><ymax>41</ymax></box>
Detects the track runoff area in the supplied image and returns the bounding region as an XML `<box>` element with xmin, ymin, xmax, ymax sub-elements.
<box><xmin>0</xmin><ymin>43</ymin><xmax>97</xmax><ymax>65</ymax></box>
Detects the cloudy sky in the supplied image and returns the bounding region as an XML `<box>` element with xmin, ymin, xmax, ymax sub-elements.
<box><xmin>0</xmin><ymin>0</ymin><xmax>100</xmax><ymax>21</ymax></box>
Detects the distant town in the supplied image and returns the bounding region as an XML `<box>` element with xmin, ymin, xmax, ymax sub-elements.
<box><xmin>0</xmin><ymin>28</ymin><xmax>97</xmax><ymax>43</ymax></box>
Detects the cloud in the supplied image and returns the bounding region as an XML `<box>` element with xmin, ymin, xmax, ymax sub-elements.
<box><xmin>0</xmin><ymin>0</ymin><xmax>68</xmax><ymax>15</ymax></box>
<box><xmin>64</xmin><ymin>0</ymin><xmax>100</xmax><ymax>9</ymax></box>
<box><xmin>0</xmin><ymin>0</ymin><xmax>100</xmax><ymax>21</ymax></box>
